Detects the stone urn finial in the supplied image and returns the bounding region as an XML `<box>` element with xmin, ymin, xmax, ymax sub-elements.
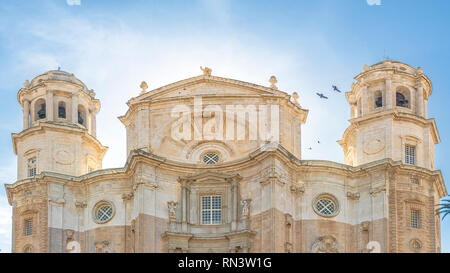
<box><xmin>292</xmin><ymin>92</ymin><xmax>300</xmax><ymax>106</ymax></box>
<box><xmin>269</xmin><ymin>76</ymin><xmax>278</xmax><ymax>89</ymax></box>
<box><xmin>140</xmin><ymin>81</ymin><xmax>148</xmax><ymax>94</ymax></box>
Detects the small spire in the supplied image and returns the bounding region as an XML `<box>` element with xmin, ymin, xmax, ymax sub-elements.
<box><xmin>269</xmin><ymin>76</ymin><xmax>278</xmax><ymax>89</ymax></box>
<box><xmin>140</xmin><ymin>81</ymin><xmax>148</xmax><ymax>94</ymax></box>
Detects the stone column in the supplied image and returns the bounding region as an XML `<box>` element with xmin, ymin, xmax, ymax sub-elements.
<box><xmin>361</xmin><ymin>84</ymin><xmax>369</xmax><ymax>116</ymax></box>
<box><xmin>416</xmin><ymin>82</ymin><xmax>424</xmax><ymax>118</ymax></box>
<box><xmin>385</xmin><ymin>77</ymin><xmax>393</xmax><ymax>109</ymax></box>
<box><xmin>92</xmin><ymin>113</ymin><xmax>97</xmax><ymax>137</ymax></box>
<box><xmin>181</xmin><ymin>181</ymin><xmax>188</xmax><ymax>232</ymax></box>
<box><xmin>46</xmin><ymin>91</ymin><xmax>54</xmax><ymax>121</ymax></box>
<box><xmin>231</xmin><ymin>179</ymin><xmax>238</xmax><ymax>231</ymax></box>
<box><xmin>86</xmin><ymin>110</ymin><xmax>92</xmax><ymax>134</ymax></box>
<box><xmin>350</xmin><ymin>103</ymin><xmax>356</xmax><ymax>119</ymax></box>
<box><xmin>23</xmin><ymin>100</ymin><xmax>30</xmax><ymax>129</ymax></box>
<box><xmin>72</xmin><ymin>94</ymin><xmax>79</xmax><ymax>124</ymax></box>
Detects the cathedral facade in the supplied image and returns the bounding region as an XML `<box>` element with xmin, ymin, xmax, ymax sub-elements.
<box><xmin>5</xmin><ymin>60</ymin><xmax>446</xmax><ymax>253</ymax></box>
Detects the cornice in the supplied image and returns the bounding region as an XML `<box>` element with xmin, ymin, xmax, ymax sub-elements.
<box><xmin>11</xmin><ymin>121</ymin><xmax>108</xmax><ymax>156</ymax></box>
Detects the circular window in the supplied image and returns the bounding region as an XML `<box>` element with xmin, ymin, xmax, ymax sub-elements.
<box><xmin>202</xmin><ymin>152</ymin><xmax>220</xmax><ymax>165</ymax></box>
<box><xmin>410</xmin><ymin>239</ymin><xmax>422</xmax><ymax>251</ymax></box>
<box><xmin>93</xmin><ymin>201</ymin><xmax>115</xmax><ymax>224</ymax></box>
<box><xmin>313</xmin><ymin>194</ymin><xmax>339</xmax><ymax>217</ymax></box>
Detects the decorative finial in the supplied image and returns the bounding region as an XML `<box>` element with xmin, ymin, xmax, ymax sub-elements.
<box><xmin>200</xmin><ymin>66</ymin><xmax>212</xmax><ymax>76</ymax></box>
<box><xmin>24</xmin><ymin>80</ymin><xmax>30</xmax><ymax>89</ymax></box>
<box><xmin>362</xmin><ymin>64</ymin><xmax>369</xmax><ymax>72</ymax></box>
<box><xmin>140</xmin><ymin>81</ymin><xmax>148</xmax><ymax>94</ymax></box>
<box><xmin>58</xmin><ymin>66</ymin><xmax>61</xmax><ymax>71</ymax></box>
<box><xmin>416</xmin><ymin>67</ymin><xmax>423</xmax><ymax>75</ymax></box>
<box><xmin>292</xmin><ymin>92</ymin><xmax>300</xmax><ymax>106</ymax></box>
<box><xmin>269</xmin><ymin>76</ymin><xmax>278</xmax><ymax>89</ymax></box>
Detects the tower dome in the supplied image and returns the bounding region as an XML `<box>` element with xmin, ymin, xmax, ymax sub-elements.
<box><xmin>13</xmin><ymin>69</ymin><xmax>107</xmax><ymax>179</ymax></box>
<box><xmin>339</xmin><ymin>60</ymin><xmax>439</xmax><ymax>169</ymax></box>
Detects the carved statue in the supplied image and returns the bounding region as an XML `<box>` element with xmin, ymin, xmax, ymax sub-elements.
<box><xmin>269</xmin><ymin>76</ymin><xmax>278</xmax><ymax>89</ymax></box>
<box><xmin>241</xmin><ymin>199</ymin><xmax>251</xmax><ymax>219</ymax></box>
<box><xmin>311</xmin><ymin>235</ymin><xmax>340</xmax><ymax>253</ymax></box>
<box><xmin>24</xmin><ymin>80</ymin><xmax>30</xmax><ymax>89</ymax></box>
<box><xmin>200</xmin><ymin>66</ymin><xmax>212</xmax><ymax>76</ymax></box>
<box><xmin>167</xmin><ymin>201</ymin><xmax>178</xmax><ymax>220</ymax></box>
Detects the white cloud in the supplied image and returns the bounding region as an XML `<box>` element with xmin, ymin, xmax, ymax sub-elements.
<box><xmin>367</xmin><ymin>0</ymin><xmax>381</xmax><ymax>6</ymax></box>
<box><xmin>66</xmin><ymin>0</ymin><xmax>81</xmax><ymax>6</ymax></box>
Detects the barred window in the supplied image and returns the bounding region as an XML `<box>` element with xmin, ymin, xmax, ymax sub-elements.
<box><xmin>411</xmin><ymin>209</ymin><xmax>420</xmax><ymax>229</ymax></box>
<box><xmin>28</xmin><ymin>157</ymin><xmax>36</xmax><ymax>177</ymax></box>
<box><xmin>24</xmin><ymin>219</ymin><xmax>33</xmax><ymax>236</ymax></box>
<box><xmin>201</xmin><ymin>195</ymin><xmax>222</xmax><ymax>225</ymax></box>
<box><xmin>93</xmin><ymin>201</ymin><xmax>115</xmax><ymax>224</ymax></box>
<box><xmin>405</xmin><ymin>145</ymin><xmax>416</xmax><ymax>165</ymax></box>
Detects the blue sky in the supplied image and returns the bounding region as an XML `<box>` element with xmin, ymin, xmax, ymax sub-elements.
<box><xmin>0</xmin><ymin>0</ymin><xmax>449</xmax><ymax>253</ymax></box>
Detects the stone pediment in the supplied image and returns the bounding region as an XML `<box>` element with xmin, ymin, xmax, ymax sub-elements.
<box><xmin>177</xmin><ymin>170</ymin><xmax>242</xmax><ymax>186</ymax></box>
<box><xmin>128</xmin><ymin>75</ymin><xmax>289</xmax><ymax>105</ymax></box>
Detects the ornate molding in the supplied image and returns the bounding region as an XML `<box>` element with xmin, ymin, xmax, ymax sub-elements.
<box><xmin>346</xmin><ymin>191</ymin><xmax>360</xmax><ymax>200</ymax></box>
<box><xmin>290</xmin><ymin>185</ymin><xmax>305</xmax><ymax>195</ymax></box>
<box><xmin>370</xmin><ymin>186</ymin><xmax>386</xmax><ymax>196</ymax></box>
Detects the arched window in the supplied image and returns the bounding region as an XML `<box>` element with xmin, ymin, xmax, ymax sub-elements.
<box><xmin>35</xmin><ymin>98</ymin><xmax>46</xmax><ymax>120</ymax></box>
<box><xmin>78</xmin><ymin>105</ymin><xmax>86</xmax><ymax>126</ymax></box>
<box><xmin>396</xmin><ymin>87</ymin><xmax>410</xmax><ymax>108</ymax></box>
<box><xmin>374</xmin><ymin>91</ymin><xmax>382</xmax><ymax>108</ymax></box>
<box><xmin>58</xmin><ymin>101</ymin><xmax>66</xmax><ymax>119</ymax></box>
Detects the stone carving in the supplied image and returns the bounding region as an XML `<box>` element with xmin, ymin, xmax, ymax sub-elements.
<box><xmin>65</xmin><ymin>229</ymin><xmax>75</xmax><ymax>243</ymax></box>
<box><xmin>74</xmin><ymin>200</ymin><xmax>87</xmax><ymax>208</ymax></box>
<box><xmin>95</xmin><ymin>240</ymin><xmax>115</xmax><ymax>253</ymax></box>
<box><xmin>24</xmin><ymin>80</ymin><xmax>30</xmax><ymax>89</ymax></box>
<box><xmin>241</xmin><ymin>199</ymin><xmax>251</xmax><ymax>219</ymax></box>
<box><xmin>346</xmin><ymin>191</ymin><xmax>360</xmax><ymax>200</ymax></box>
<box><xmin>140</xmin><ymin>81</ymin><xmax>148</xmax><ymax>94</ymax></box>
<box><xmin>291</xmin><ymin>92</ymin><xmax>300</xmax><ymax>106</ymax></box>
<box><xmin>290</xmin><ymin>185</ymin><xmax>305</xmax><ymax>195</ymax></box>
<box><xmin>269</xmin><ymin>76</ymin><xmax>278</xmax><ymax>89</ymax></box>
<box><xmin>122</xmin><ymin>192</ymin><xmax>134</xmax><ymax>201</ymax></box>
<box><xmin>54</xmin><ymin>149</ymin><xmax>74</xmax><ymax>165</ymax></box>
<box><xmin>167</xmin><ymin>201</ymin><xmax>178</xmax><ymax>221</ymax></box>
<box><xmin>363</xmin><ymin>137</ymin><xmax>385</xmax><ymax>155</ymax></box>
<box><xmin>311</xmin><ymin>235</ymin><xmax>340</xmax><ymax>253</ymax></box>
<box><xmin>200</xmin><ymin>66</ymin><xmax>212</xmax><ymax>76</ymax></box>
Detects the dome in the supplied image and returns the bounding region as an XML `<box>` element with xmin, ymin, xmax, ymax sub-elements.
<box><xmin>29</xmin><ymin>69</ymin><xmax>89</xmax><ymax>92</ymax></box>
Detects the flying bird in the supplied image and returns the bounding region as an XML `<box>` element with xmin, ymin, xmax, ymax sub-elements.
<box><xmin>307</xmin><ymin>147</ymin><xmax>312</xmax><ymax>150</ymax></box>
<box><xmin>317</xmin><ymin>140</ymin><xmax>321</xmax><ymax>144</ymax></box>
<box><xmin>332</xmin><ymin>85</ymin><xmax>341</xmax><ymax>93</ymax></box>
<box><xmin>316</xmin><ymin>93</ymin><xmax>328</xmax><ymax>99</ymax></box>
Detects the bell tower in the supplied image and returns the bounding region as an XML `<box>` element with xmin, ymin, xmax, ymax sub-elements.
<box><xmin>339</xmin><ymin>60</ymin><xmax>440</xmax><ymax>169</ymax></box>
<box><xmin>13</xmin><ymin>70</ymin><xmax>107</xmax><ymax>180</ymax></box>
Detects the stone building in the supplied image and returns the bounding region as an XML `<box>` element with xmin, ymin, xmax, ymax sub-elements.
<box><xmin>5</xmin><ymin>60</ymin><xmax>446</xmax><ymax>253</ymax></box>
